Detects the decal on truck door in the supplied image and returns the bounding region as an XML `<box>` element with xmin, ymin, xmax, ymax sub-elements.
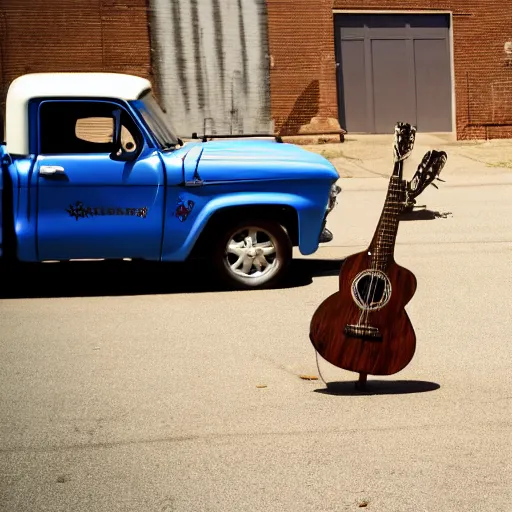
<box><xmin>65</xmin><ymin>201</ymin><xmax>148</xmax><ymax>221</ymax></box>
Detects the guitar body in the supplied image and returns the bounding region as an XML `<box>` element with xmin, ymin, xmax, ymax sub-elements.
<box><xmin>309</xmin><ymin>250</ymin><xmax>417</xmax><ymax>376</ymax></box>
<box><xmin>308</xmin><ymin>121</ymin><xmax>446</xmax><ymax>380</ymax></box>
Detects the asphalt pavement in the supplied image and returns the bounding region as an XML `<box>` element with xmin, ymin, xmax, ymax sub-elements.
<box><xmin>0</xmin><ymin>143</ymin><xmax>511</xmax><ymax>511</ymax></box>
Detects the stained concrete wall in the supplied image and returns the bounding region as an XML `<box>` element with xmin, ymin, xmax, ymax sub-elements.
<box><xmin>149</xmin><ymin>0</ymin><xmax>272</xmax><ymax>138</ymax></box>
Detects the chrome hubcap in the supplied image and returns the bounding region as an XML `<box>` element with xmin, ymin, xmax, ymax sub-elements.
<box><xmin>226</xmin><ymin>228</ymin><xmax>277</xmax><ymax>278</ymax></box>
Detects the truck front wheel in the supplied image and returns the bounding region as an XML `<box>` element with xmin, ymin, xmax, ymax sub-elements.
<box><xmin>212</xmin><ymin>219</ymin><xmax>292</xmax><ymax>290</ymax></box>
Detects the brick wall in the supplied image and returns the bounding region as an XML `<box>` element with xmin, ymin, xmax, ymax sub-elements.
<box><xmin>2</xmin><ymin>1</ymin><xmax>511</xmax><ymax>141</ymax></box>
<box><xmin>0</xmin><ymin>0</ymin><xmax>152</xmax><ymax>140</ymax></box>
<box><xmin>266</xmin><ymin>0</ymin><xmax>342</xmax><ymax>136</ymax></box>
<box><xmin>267</xmin><ymin>0</ymin><xmax>512</xmax><ymax>139</ymax></box>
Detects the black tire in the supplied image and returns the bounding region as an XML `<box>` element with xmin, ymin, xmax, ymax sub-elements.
<box><xmin>212</xmin><ymin>219</ymin><xmax>292</xmax><ymax>290</ymax></box>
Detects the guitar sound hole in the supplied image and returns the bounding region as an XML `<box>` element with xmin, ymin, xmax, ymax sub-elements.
<box><xmin>351</xmin><ymin>270</ymin><xmax>392</xmax><ymax>311</ymax></box>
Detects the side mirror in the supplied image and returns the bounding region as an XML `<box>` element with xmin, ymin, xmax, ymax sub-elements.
<box><xmin>109</xmin><ymin>109</ymin><xmax>137</xmax><ymax>162</ymax></box>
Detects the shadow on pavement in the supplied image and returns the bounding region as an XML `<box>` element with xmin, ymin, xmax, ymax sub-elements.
<box><xmin>400</xmin><ymin>208</ymin><xmax>452</xmax><ymax>221</ymax></box>
<box><xmin>0</xmin><ymin>258</ymin><xmax>345</xmax><ymax>299</ymax></box>
<box><xmin>314</xmin><ymin>379</ymin><xmax>440</xmax><ymax>396</ymax></box>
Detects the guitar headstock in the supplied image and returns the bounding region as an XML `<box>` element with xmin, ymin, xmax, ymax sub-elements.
<box><xmin>407</xmin><ymin>149</ymin><xmax>448</xmax><ymax>200</ymax></box>
<box><xmin>393</xmin><ymin>122</ymin><xmax>417</xmax><ymax>163</ymax></box>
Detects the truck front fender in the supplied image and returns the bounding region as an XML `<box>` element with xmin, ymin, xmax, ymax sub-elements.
<box><xmin>161</xmin><ymin>189</ymin><xmax>330</xmax><ymax>261</ymax></box>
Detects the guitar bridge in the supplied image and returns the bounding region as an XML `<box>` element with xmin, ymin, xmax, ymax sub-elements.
<box><xmin>344</xmin><ymin>324</ymin><xmax>383</xmax><ymax>342</ymax></box>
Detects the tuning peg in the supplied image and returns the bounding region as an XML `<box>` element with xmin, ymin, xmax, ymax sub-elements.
<box><xmin>436</xmin><ymin>177</ymin><xmax>446</xmax><ymax>182</ymax></box>
<box><xmin>431</xmin><ymin>183</ymin><xmax>439</xmax><ymax>189</ymax></box>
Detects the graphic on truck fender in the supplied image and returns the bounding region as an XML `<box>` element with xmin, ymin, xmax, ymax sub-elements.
<box><xmin>175</xmin><ymin>196</ymin><xmax>195</xmax><ymax>222</ymax></box>
<box><xmin>65</xmin><ymin>201</ymin><xmax>148</xmax><ymax>221</ymax></box>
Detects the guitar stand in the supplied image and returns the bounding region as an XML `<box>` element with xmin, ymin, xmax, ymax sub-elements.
<box><xmin>315</xmin><ymin>350</ymin><xmax>369</xmax><ymax>392</ymax></box>
<box><xmin>355</xmin><ymin>372</ymin><xmax>368</xmax><ymax>391</ymax></box>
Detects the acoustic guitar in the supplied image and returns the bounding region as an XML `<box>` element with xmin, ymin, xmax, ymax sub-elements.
<box><xmin>309</xmin><ymin>122</ymin><xmax>447</xmax><ymax>387</ymax></box>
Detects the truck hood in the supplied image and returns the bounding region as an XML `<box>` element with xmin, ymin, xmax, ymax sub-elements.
<box><xmin>177</xmin><ymin>139</ymin><xmax>339</xmax><ymax>184</ymax></box>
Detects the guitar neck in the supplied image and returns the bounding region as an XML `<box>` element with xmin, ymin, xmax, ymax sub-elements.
<box><xmin>369</xmin><ymin>162</ymin><xmax>405</xmax><ymax>270</ymax></box>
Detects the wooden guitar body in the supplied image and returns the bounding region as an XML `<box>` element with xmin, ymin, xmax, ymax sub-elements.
<box><xmin>309</xmin><ymin>250</ymin><xmax>417</xmax><ymax>376</ymax></box>
<box><xmin>308</xmin><ymin>122</ymin><xmax>446</xmax><ymax>381</ymax></box>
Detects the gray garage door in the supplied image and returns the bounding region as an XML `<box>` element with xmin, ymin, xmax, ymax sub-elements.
<box><xmin>335</xmin><ymin>14</ymin><xmax>453</xmax><ymax>134</ymax></box>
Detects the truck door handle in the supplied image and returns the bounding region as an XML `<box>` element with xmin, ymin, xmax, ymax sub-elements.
<box><xmin>40</xmin><ymin>165</ymin><xmax>65</xmax><ymax>176</ymax></box>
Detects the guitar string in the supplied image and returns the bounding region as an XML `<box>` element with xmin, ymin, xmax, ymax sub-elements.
<box><xmin>366</xmin><ymin>181</ymin><xmax>397</xmax><ymax>319</ymax></box>
<box><xmin>362</xmin><ymin>176</ymin><xmax>397</xmax><ymax>325</ymax></box>
<box><xmin>356</xmin><ymin>129</ymin><xmax>414</xmax><ymax>328</ymax></box>
<box><xmin>357</xmin><ymin>150</ymin><xmax>398</xmax><ymax>326</ymax></box>
<box><xmin>362</xmin><ymin>138</ymin><xmax>402</xmax><ymax>322</ymax></box>
<box><xmin>363</xmin><ymin>162</ymin><xmax>405</xmax><ymax>323</ymax></box>
<box><xmin>360</xmin><ymin>266</ymin><xmax>377</xmax><ymax>326</ymax></box>
<box><xmin>367</xmin><ymin>181</ymin><xmax>401</xmax><ymax>313</ymax></box>
<box><xmin>358</xmin><ymin>185</ymin><xmax>394</xmax><ymax>326</ymax></box>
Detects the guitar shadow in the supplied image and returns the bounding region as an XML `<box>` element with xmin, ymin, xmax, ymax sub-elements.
<box><xmin>400</xmin><ymin>208</ymin><xmax>452</xmax><ymax>221</ymax></box>
<box><xmin>314</xmin><ymin>379</ymin><xmax>440</xmax><ymax>396</ymax></box>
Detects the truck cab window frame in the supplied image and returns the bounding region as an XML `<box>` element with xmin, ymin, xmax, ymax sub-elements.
<box><xmin>37</xmin><ymin>99</ymin><xmax>143</xmax><ymax>157</ymax></box>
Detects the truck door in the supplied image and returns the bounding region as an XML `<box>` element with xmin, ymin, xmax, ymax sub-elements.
<box><xmin>34</xmin><ymin>99</ymin><xmax>165</xmax><ymax>261</ymax></box>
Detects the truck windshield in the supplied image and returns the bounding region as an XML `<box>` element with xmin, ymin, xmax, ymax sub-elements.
<box><xmin>132</xmin><ymin>90</ymin><xmax>180</xmax><ymax>150</ymax></box>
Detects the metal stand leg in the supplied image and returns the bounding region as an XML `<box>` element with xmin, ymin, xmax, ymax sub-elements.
<box><xmin>355</xmin><ymin>372</ymin><xmax>367</xmax><ymax>391</ymax></box>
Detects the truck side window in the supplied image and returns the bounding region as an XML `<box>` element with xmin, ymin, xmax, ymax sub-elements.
<box><xmin>39</xmin><ymin>101</ymin><xmax>141</xmax><ymax>155</ymax></box>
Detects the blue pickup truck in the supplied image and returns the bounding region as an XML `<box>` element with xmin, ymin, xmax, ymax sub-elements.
<box><xmin>0</xmin><ymin>72</ymin><xmax>341</xmax><ymax>290</ymax></box>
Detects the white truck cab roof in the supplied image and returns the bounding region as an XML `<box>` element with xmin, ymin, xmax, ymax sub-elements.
<box><xmin>5</xmin><ymin>72</ymin><xmax>152</xmax><ymax>155</ymax></box>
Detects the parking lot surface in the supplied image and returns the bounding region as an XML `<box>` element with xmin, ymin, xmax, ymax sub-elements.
<box><xmin>1</xmin><ymin>151</ymin><xmax>511</xmax><ymax>511</ymax></box>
